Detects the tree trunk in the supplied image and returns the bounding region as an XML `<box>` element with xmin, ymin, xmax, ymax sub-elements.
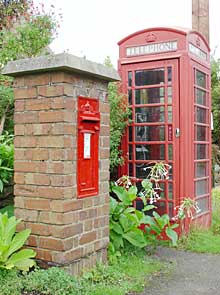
<box><xmin>0</xmin><ymin>113</ymin><xmax>6</xmax><ymax>135</ymax></box>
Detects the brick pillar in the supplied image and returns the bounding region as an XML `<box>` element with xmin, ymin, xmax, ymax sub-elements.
<box><xmin>3</xmin><ymin>54</ymin><xmax>119</xmax><ymax>274</ymax></box>
<box><xmin>192</xmin><ymin>0</ymin><xmax>209</xmax><ymax>43</ymax></box>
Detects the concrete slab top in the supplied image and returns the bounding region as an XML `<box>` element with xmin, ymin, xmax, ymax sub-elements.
<box><xmin>2</xmin><ymin>53</ymin><xmax>120</xmax><ymax>82</ymax></box>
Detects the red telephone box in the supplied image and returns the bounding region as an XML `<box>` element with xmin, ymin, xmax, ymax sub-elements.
<box><xmin>118</xmin><ymin>27</ymin><xmax>211</xmax><ymax>227</ymax></box>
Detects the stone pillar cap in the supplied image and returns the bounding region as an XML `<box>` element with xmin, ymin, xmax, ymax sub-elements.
<box><xmin>2</xmin><ymin>53</ymin><xmax>120</xmax><ymax>82</ymax></box>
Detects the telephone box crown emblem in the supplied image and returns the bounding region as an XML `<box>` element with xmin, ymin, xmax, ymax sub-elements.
<box><xmin>146</xmin><ymin>33</ymin><xmax>157</xmax><ymax>43</ymax></box>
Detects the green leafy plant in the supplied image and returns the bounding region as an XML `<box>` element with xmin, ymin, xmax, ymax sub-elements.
<box><xmin>0</xmin><ymin>212</ymin><xmax>36</xmax><ymax>271</ymax></box>
<box><xmin>108</xmin><ymin>82</ymin><xmax>131</xmax><ymax>174</ymax></box>
<box><xmin>109</xmin><ymin>185</ymin><xmax>148</xmax><ymax>255</ymax></box>
<box><xmin>0</xmin><ymin>133</ymin><xmax>13</xmax><ymax>192</ymax></box>
<box><xmin>144</xmin><ymin>211</ymin><xmax>179</xmax><ymax>247</ymax></box>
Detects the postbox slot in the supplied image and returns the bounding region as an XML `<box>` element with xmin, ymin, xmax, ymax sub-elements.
<box><xmin>80</xmin><ymin>115</ymin><xmax>100</xmax><ymax>122</ymax></box>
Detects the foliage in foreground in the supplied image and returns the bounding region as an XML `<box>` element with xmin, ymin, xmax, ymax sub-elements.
<box><xmin>0</xmin><ymin>212</ymin><xmax>36</xmax><ymax>271</ymax></box>
<box><xmin>0</xmin><ymin>247</ymin><xmax>165</xmax><ymax>295</ymax></box>
<box><xmin>109</xmin><ymin>165</ymin><xmax>179</xmax><ymax>257</ymax></box>
<box><xmin>0</xmin><ymin>133</ymin><xmax>13</xmax><ymax>192</ymax></box>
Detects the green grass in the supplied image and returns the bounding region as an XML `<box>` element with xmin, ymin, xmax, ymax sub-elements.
<box><xmin>0</xmin><ymin>247</ymin><xmax>166</xmax><ymax>295</ymax></box>
<box><xmin>178</xmin><ymin>229</ymin><xmax>220</xmax><ymax>254</ymax></box>
<box><xmin>178</xmin><ymin>188</ymin><xmax>220</xmax><ymax>254</ymax></box>
<box><xmin>0</xmin><ymin>204</ymin><xmax>14</xmax><ymax>217</ymax></box>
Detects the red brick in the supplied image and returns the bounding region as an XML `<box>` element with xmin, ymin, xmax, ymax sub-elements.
<box><xmin>14</xmin><ymin>112</ymin><xmax>38</xmax><ymax>124</ymax></box>
<box><xmin>51</xmin><ymin>224</ymin><xmax>83</xmax><ymax>238</ymax></box>
<box><xmin>24</xmin><ymin>124</ymin><xmax>34</xmax><ymax>135</ymax></box>
<box><xmin>64</xmin><ymin>98</ymin><xmax>76</xmax><ymax>110</ymax></box>
<box><xmin>25</xmin><ymin>149</ymin><xmax>49</xmax><ymax>161</ymax></box>
<box><xmin>14</xmin><ymin>136</ymin><xmax>36</xmax><ymax>148</ymax></box>
<box><xmin>26</xmin><ymin>222</ymin><xmax>51</xmax><ymax>236</ymax></box>
<box><xmin>39</xmin><ymin>111</ymin><xmax>65</xmax><ymax>123</ymax></box>
<box><xmin>25</xmin><ymin>98</ymin><xmax>51</xmax><ymax>111</ymax></box>
<box><xmin>26</xmin><ymin>235</ymin><xmax>38</xmax><ymax>247</ymax></box>
<box><xmin>51</xmin><ymin>97</ymin><xmax>65</xmax><ymax>109</ymax></box>
<box><xmin>14</xmin><ymin>77</ymin><xmax>25</xmax><ymax>87</ymax></box>
<box><xmin>39</xmin><ymin>237</ymin><xmax>73</xmax><ymax>251</ymax></box>
<box><xmin>49</xmin><ymin>149</ymin><xmax>65</xmax><ymax>160</ymax></box>
<box><xmin>35</xmin><ymin>248</ymin><xmax>52</xmax><ymax>261</ymax></box>
<box><xmin>50</xmin><ymin>72</ymin><xmax>73</xmax><ymax>83</ymax></box>
<box><xmin>79</xmin><ymin>231</ymin><xmax>96</xmax><ymax>245</ymax></box>
<box><xmin>45</xmin><ymin>162</ymin><xmax>65</xmax><ymax>174</ymax></box>
<box><xmin>25</xmin><ymin>174</ymin><xmax>50</xmax><ymax>186</ymax></box>
<box><xmin>14</xmin><ymin>196</ymin><xmax>25</xmax><ymax>208</ymax></box>
<box><xmin>15</xmin><ymin>100</ymin><xmax>25</xmax><ymax>111</ymax></box>
<box><xmin>63</xmin><ymin>124</ymin><xmax>76</xmax><ymax>135</ymax></box>
<box><xmin>25</xmin><ymin>73</ymin><xmax>50</xmax><ymax>87</ymax></box>
<box><xmin>50</xmin><ymin>175</ymin><xmax>74</xmax><ymax>187</ymax></box>
<box><xmin>14</xmin><ymin>149</ymin><xmax>25</xmax><ymax>160</ymax></box>
<box><xmin>37</xmin><ymin>136</ymin><xmax>64</xmax><ymax>148</ymax></box>
<box><xmin>32</xmin><ymin>124</ymin><xmax>52</xmax><ymax>135</ymax></box>
<box><xmin>25</xmin><ymin>198</ymin><xmax>50</xmax><ymax>211</ymax></box>
<box><xmin>50</xmin><ymin>199</ymin><xmax>83</xmax><ymax>213</ymax></box>
<box><xmin>38</xmin><ymin>85</ymin><xmax>65</xmax><ymax>97</ymax></box>
<box><xmin>14</xmin><ymin>172</ymin><xmax>25</xmax><ymax>184</ymax></box>
<box><xmin>14</xmin><ymin>87</ymin><xmax>37</xmax><ymax>99</ymax></box>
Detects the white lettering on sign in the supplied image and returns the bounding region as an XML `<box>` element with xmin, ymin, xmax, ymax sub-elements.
<box><xmin>189</xmin><ymin>43</ymin><xmax>207</xmax><ymax>61</ymax></box>
<box><xmin>126</xmin><ymin>41</ymin><xmax>178</xmax><ymax>57</ymax></box>
<box><xmin>84</xmin><ymin>133</ymin><xmax>91</xmax><ymax>159</ymax></box>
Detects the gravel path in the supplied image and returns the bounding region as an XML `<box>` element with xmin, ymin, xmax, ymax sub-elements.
<box><xmin>141</xmin><ymin>247</ymin><xmax>220</xmax><ymax>295</ymax></box>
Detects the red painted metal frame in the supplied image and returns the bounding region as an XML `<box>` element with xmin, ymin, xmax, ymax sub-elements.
<box><xmin>118</xmin><ymin>27</ymin><xmax>211</xmax><ymax>227</ymax></box>
<box><xmin>77</xmin><ymin>96</ymin><xmax>100</xmax><ymax>198</ymax></box>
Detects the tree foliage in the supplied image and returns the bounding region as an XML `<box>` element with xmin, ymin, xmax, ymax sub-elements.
<box><xmin>211</xmin><ymin>57</ymin><xmax>220</xmax><ymax>145</ymax></box>
<box><xmin>0</xmin><ymin>0</ymin><xmax>60</xmax><ymax>135</ymax></box>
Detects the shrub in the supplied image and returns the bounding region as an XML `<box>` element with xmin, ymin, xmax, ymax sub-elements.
<box><xmin>0</xmin><ymin>212</ymin><xmax>36</xmax><ymax>271</ymax></box>
<box><xmin>0</xmin><ymin>133</ymin><xmax>13</xmax><ymax>192</ymax></box>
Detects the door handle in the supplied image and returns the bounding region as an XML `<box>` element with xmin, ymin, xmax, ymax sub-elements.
<box><xmin>175</xmin><ymin>128</ymin><xmax>180</xmax><ymax>137</ymax></box>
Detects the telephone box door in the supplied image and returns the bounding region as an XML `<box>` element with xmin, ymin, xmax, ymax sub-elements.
<box><xmin>122</xmin><ymin>59</ymin><xmax>180</xmax><ymax>217</ymax></box>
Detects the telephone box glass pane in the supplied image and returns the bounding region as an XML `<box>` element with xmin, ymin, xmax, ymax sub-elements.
<box><xmin>135</xmin><ymin>126</ymin><xmax>165</xmax><ymax>141</ymax></box>
<box><xmin>135</xmin><ymin>107</ymin><xmax>165</xmax><ymax>123</ymax></box>
<box><xmin>196</xmin><ymin>88</ymin><xmax>206</xmax><ymax>106</ymax></box>
<box><xmin>168</xmin><ymin>182</ymin><xmax>173</xmax><ymax>199</ymax></box>
<box><xmin>135</xmin><ymin>68</ymin><xmax>165</xmax><ymax>86</ymax></box>
<box><xmin>135</xmin><ymin>88</ymin><xmax>165</xmax><ymax>104</ymax></box>
<box><xmin>196</xmin><ymin>126</ymin><xmax>206</xmax><ymax>141</ymax></box>
<box><xmin>129</xmin><ymin>145</ymin><xmax>133</xmax><ymax>160</ymax></box>
<box><xmin>168</xmin><ymin>67</ymin><xmax>172</xmax><ymax>84</ymax></box>
<box><xmin>128</xmin><ymin>71</ymin><xmax>132</xmax><ymax>87</ymax></box>
<box><xmin>196</xmin><ymin>179</ymin><xmax>208</xmax><ymax>196</ymax></box>
<box><xmin>196</xmin><ymin>70</ymin><xmax>206</xmax><ymax>88</ymax></box>
<box><xmin>129</xmin><ymin>126</ymin><xmax>133</xmax><ymax>142</ymax></box>
<box><xmin>128</xmin><ymin>90</ymin><xmax>132</xmax><ymax>105</ymax></box>
<box><xmin>157</xmin><ymin>202</ymin><xmax>166</xmax><ymax>215</ymax></box>
<box><xmin>196</xmin><ymin>107</ymin><xmax>207</xmax><ymax>123</ymax></box>
<box><xmin>196</xmin><ymin>144</ymin><xmax>207</xmax><ymax>159</ymax></box>
<box><xmin>129</xmin><ymin>163</ymin><xmax>133</xmax><ymax>175</ymax></box>
<box><xmin>169</xmin><ymin>203</ymin><xmax>174</xmax><ymax>217</ymax></box>
<box><xmin>168</xmin><ymin>144</ymin><xmax>173</xmax><ymax>160</ymax></box>
<box><xmin>135</xmin><ymin>144</ymin><xmax>165</xmax><ymax>160</ymax></box>
<box><xmin>157</xmin><ymin>182</ymin><xmax>165</xmax><ymax>199</ymax></box>
<box><xmin>195</xmin><ymin>162</ymin><xmax>208</xmax><ymax>178</ymax></box>
<box><xmin>168</xmin><ymin>163</ymin><xmax>173</xmax><ymax>179</ymax></box>
<box><xmin>168</xmin><ymin>87</ymin><xmax>172</xmax><ymax>103</ymax></box>
<box><xmin>168</xmin><ymin>106</ymin><xmax>172</xmax><ymax>122</ymax></box>
<box><xmin>197</xmin><ymin>197</ymin><xmax>208</xmax><ymax>213</ymax></box>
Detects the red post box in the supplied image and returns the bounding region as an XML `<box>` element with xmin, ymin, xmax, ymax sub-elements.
<box><xmin>77</xmin><ymin>96</ymin><xmax>100</xmax><ymax>198</ymax></box>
